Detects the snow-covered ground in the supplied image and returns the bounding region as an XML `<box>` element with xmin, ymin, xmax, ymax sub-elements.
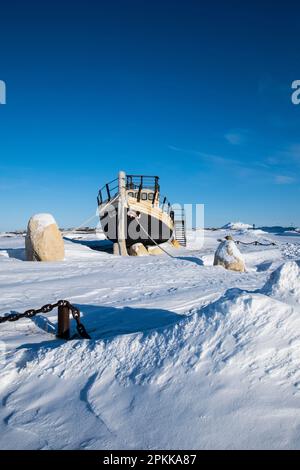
<box><xmin>1</xmin><ymin>228</ymin><xmax>300</xmax><ymax>449</ymax></box>
<box><xmin>222</xmin><ymin>221</ymin><xmax>253</xmax><ymax>230</ymax></box>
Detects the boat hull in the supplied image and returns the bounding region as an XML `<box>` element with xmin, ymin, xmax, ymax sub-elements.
<box><xmin>99</xmin><ymin>206</ymin><xmax>174</xmax><ymax>247</ymax></box>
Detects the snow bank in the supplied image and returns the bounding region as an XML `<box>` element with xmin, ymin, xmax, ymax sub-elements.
<box><xmin>1</xmin><ymin>231</ymin><xmax>300</xmax><ymax>449</ymax></box>
<box><xmin>222</xmin><ymin>221</ymin><xmax>252</xmax><ymax>230</ymax></box>
<box><xmin>262</xmin><ymin>261</ymin><xmax>300</xmax><ymax>303</ymax></box>
<box><xmin>10</xmin><ymin>264</ymin><xmax>300</xmax><ymax>388</ymax></box>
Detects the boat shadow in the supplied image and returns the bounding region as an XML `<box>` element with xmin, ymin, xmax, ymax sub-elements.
<box><xmin>63</xmin><ymin>236</ymin><xmax>114</xmax><ymax>253</ymax></box>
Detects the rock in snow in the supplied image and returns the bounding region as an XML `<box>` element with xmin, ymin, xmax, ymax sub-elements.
<box><xmin>171</xmin><ymin>239</ymin><xmax>181</xmax><ymax>248</ymax></box>
<box><xmin>25</xmin><ymin>213</ymin><xmax>65</xmax><ymax>261</ymax></box>
<box><xmin>214</xmin><ymin>238</ymin><xmax>245</xmax><ymax>272</ymax></box>
<box><xmin>128</xmin><ymin>242</ymin><xmax>149</xmax><ymax>256</ymax></box>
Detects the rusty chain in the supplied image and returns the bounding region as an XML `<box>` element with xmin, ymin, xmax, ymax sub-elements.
<box><xmin>0</xmin><ymin>300</ymin><xmax>90</xmax><ymax>339</ymax></box>
<box><xmin>235</xmin><ymin>240</ymin><xmax>276</xmax><ymax>247</ymax></box>
<box><xmin>218</xmin><ymin>238</ymin><xmax>276</xmax><ymax>247</ymax></box>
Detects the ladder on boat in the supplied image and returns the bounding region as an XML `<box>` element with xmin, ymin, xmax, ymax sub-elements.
<box><xmin>173</xmin><ymin>208</ymin><xmax>187</xmax><ymax>247</ymax></box>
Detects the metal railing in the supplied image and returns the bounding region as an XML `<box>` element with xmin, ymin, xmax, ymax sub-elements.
<box><xmin>126</xmin><ymin>175</ymin><xmax>159</xmax><ymax>192</ymax></box>
<box><xmin>97</xmin><ymin>177</ymin><xmax>119</xmax><ymax>206</ymax></box>
<box><xmin>97</xmin><ymin>174</ymin><xmax>173</xmax><ymax>217</ymax></box>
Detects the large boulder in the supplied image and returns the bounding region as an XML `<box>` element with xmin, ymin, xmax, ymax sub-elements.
<box><xmin>128</xmin><ymin>243</ymin><xmax>149</xmax><ymax>256</ymax></box>
<box><xmin>25</xmin><ymin>213</ymin><xmax>65</xmax><ymax>261</ymax></box>
<box><xmin>214</xmin><ymin>237</ymin><xmax>245</xmax><ymax>272</ymax></box>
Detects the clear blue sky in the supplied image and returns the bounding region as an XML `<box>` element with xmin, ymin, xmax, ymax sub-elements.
<box><xmin>0</xmin><ymin>0</ymin><xmax>300</xmax><ymax>230</ymax></box>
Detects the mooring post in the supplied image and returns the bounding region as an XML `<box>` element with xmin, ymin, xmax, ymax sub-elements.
<box><xmin>57</xmin><ymin>304</ymin><xmax>70</xmax><ymax>339</ymax></box>
<box><xmin>117</xmin><ymin>170</ymin><xmax>128</xmax><ymax>256</ymax></box>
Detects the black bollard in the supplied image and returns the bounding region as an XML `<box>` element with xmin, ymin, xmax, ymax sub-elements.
<box><xmin>57</xmin><ymin>305</ymin><xmax>70</xmax><ymax>339</ymax></box>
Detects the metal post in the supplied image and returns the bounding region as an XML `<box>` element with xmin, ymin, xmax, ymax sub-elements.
<box><xmin>117</xmin><ymin>170</ymin><xmax>128</xmax><ymax>256</ymax></box>
<box><xmin>57</xmin><ymin>305</ymin><xmax>70</xmax><ymax>339</ymax></box>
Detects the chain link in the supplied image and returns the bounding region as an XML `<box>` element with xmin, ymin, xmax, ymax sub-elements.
<box><xmin>217</xmin><ymin>238</ymin><xmax>276</xmax><ymax>247</ymax></box>
<box><xmin>235</xmin><ymin>240</ymin><xmax>276</xmax><ymax>247</ymax></box>
<box><xmin>0</xmin><ymin>300</ymin><xmax>90</xmax><ymax>339</ymax></box>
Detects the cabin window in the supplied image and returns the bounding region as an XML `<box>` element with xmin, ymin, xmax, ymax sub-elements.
<box><xmin>141</xmin><ymin>192</ymin><xmax>148</xmax><ymax>200</ymax></box>
<box><xmin>148</xmin><ymin>193</ymin><xmax>154</xmax><ymax>201</ymax></box>
<box><xmin>128</xmin><ymin>192</ymin><xmax>134</xmax><ymax>197</ymax></box>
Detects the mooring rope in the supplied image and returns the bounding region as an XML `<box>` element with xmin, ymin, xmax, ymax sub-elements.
<box><xmin>71</xmin><ymin>195</ymin><xmax>120</xmax><ymax>233</ymax></box>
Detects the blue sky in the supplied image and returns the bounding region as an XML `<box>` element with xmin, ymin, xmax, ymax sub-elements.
<box><xmin>0</xmin><ymin>0</ymin><xmax>300</xmax><ymax>230</ymax></box>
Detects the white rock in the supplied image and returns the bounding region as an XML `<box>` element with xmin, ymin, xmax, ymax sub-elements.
<box><xmin>128</xmin><ymin>243</ymin><xmax>149</xmax><ymax>256</ymax></box>
<box><xmin>214</xmin><ymin>239</ymin><xmax>245</xmax><ymax>272</ymax></box>
<box><xmin>25</xmin><ymin>213</ymin><xmax>65</xmax><ymax>261</ymax></box>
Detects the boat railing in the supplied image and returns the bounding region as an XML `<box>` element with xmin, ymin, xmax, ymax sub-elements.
<box><xmin>126</xmin><ymin>175</ymin><xmax>160</xmax><ymax>192</ymax></box>
<box><xmin>97</xmin><ymin>177</ymin><xmax>119</xmax><ymax>206</ymax></box>
<box><xmin>158</xmin><ymin>195</ymin><xmax>172</xmax><ymax>216</ymax></box>
<box><xmin>97</xmin><ymin>175</ymin><xmax>174</xmax><ymax>219</ymax></box>
<box><xmin>126</xmin><ymin>175</ymin><xmax>160</xmax><ymax>205</ymax></box>
<box><xmin>171</xmin><ymin>206</ymin><xmax>186</xmax><ymax>221</ymax></box>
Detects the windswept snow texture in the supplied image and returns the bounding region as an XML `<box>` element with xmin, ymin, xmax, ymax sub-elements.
<box><xmin>1</xmin><ymin>228</ymin><xmax>300</xmax><ymax>449</ymax></box>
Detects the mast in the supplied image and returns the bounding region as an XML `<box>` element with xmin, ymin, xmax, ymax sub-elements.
<box><xmin>114</xmin><ymin>170</ymin><xmax>128</xmax><ymax>256</ymax></box>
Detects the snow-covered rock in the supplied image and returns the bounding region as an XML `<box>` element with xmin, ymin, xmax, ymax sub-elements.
<box><xmin>25</xmin><ymin>213</ymin><xmax>65</xmax><ymax>261</ymax></box>
<box><xmin>128</xmin><ymin>242</ymin><xmax>149</xmax><ymax>256</ymax></box>
<box><xmin>214</xmin><ymin>238</ymin><xmax>245</xmax><ymax>272</ymax></box>
<box><xmin>222</xmin><ymin>221</ymin><xmax>252</xmax><ymax>230</ymax></box>
<box><xmin>262</xmin><ymin>261</ymin><xmax>300</xmax><ymax>303</ymax></box>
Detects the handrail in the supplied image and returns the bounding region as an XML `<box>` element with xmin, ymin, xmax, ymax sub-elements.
<box><xmin>97</xmin><ymin>174</ymin><xmax>174</xmax><ymax>219</ymax></box>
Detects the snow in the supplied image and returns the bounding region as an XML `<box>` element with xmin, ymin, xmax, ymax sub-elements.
<box><xmin>29</xmin><ymin>213</ymin><xmax>57</xmax><ymax>232</ymax></box>
<box><xmin>262</xmin><ymin>261</ymin><xmax>300</xmax><ymax>303</ymax></box>
<box><xmin>1</xmin><ymin>229</ymin><xmax>300</xmax><ymax>449</ymax></box>
<box><xmin>222</xmin><ymin>221</ymin><xmax>253</xmax><ymax>230</ymax></box>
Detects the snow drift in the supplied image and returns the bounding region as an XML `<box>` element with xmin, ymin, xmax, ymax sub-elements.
<box><xmin>262</xmin><ymin>261</ymin><xmax>300</xmax><ymax>303</ymax></box>
<box><xmin>1</xmin><ymin>233</ymin><xmax>300</xmax><ymax>449</ymax></box>
<box><xmin>8</xmin><ymin>262</ymin><xmax>300</xmax><ymax>387</ymax></box>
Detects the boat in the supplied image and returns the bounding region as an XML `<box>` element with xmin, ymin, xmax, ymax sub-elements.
<box><xmin>97</xmin><ymin>171</ymin><xmax>175</xmax><ymax>247</ymax></box>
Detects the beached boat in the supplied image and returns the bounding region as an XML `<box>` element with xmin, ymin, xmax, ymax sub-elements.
<box><xmin>97</xmin><ymin>172</ymin><xmax>176</xmax><ymax>247</ymax></box>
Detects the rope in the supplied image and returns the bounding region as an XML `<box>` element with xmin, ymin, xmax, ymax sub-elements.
<box><xmin>98</xmin><ymin>194</ymin><xmax>119</xmax><ymax>215</ymax></box>
<box><xmin>71</xmin><ymin>195</ymin><xmax>119</xmax><ymax>233</ymax></box>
